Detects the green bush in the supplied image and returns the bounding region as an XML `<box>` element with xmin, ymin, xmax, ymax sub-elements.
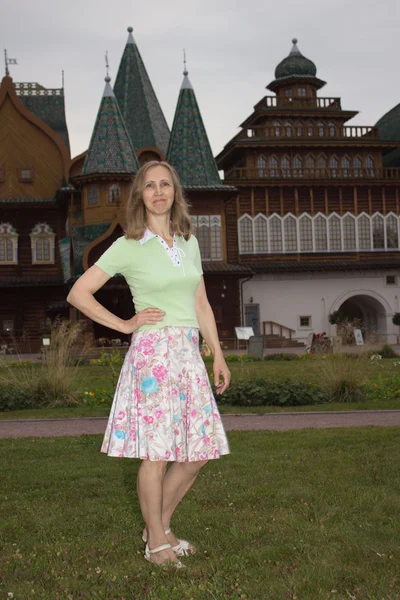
<box><xmin>263</xmin><ymin>353</ymin><xmax>298</xmax><ymax>361</ymax></box>
<box><xmin>377</xmin><ymin>343</ymin><xmax>398</xmax><ymax>359</ymax></box>
<box><xmin>0</xmin><ymin>386</ymin><xmax>35</xmax><ymax>411</ymax></box>
<box><xmin>90</xmin><ymin>349</ymin><xmax>124</xmax><ymax>366</ymax></box>
<box><xmin>216</xmin><ymin>378</ymin><xmax>325</xmax><ymax>407</ymax></box>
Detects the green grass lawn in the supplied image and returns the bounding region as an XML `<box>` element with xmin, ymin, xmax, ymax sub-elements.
<box><xmin>1</xmin><ymin>428</ymin><xmax>399</xmax><ymax>599</ymax></box>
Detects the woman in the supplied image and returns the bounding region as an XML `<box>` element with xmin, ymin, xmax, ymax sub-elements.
<box><xmin>67</xmin><ymin>161</ymin><xmax>231</xmax><ymax>567</ymax></box>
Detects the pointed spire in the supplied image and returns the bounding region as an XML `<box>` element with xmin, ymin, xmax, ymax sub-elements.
<box><xmin>82</xmin><ymin>75</ymin><xmax>139</xmax><ymax>176</ymax></box>
<box><xmin>113</xmin><ymin>27</ymin><xmax>170</xmax><ymax>155</ymax></box>
<box><xmin>167</xmin><ymin>67</ymin><xmax>223</xmax><ymax>189</ymax></box>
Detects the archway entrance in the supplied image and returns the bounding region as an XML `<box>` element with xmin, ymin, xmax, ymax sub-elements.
<box><xmin>336</xmin><ymin>294</ymin><xmax>387</xmax><ymax>341</ymax></box>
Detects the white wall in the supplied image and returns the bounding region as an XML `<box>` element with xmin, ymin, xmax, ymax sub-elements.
<box><xmin>242</xmin><ymin>269</ymin><xmax>400</xmax><ymax>343</ymax></box>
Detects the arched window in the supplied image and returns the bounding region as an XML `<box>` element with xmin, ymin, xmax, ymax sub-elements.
<box><xmin>314</xmin><ymin>215</ymin><xmax>328</xmax><ymax>251</ymax></box>
<box><xmin>238</xmin><ymin>215</ymin><xmax>254</xmax><ymax>253</ymax></box>
<box><xmin>0</xmin><ymin>223</ymin><xmax>18</xmax><ymax>264</ymax></box>
<box><xmin>386</xmin><ymin>214</ymin><xmax>398</xmax><ymax>249</ymax></box>
<box><xmin>257</xmin><ymin>156</ymin><xmax>267</xmax><ymax>177</ymax></box>
<box><xmin>254</xmin><ymin>214</ymin><xmax>268</xmax><ymax>252</ymax></box>
<box><xmin>328</xmin><ymin>122</ymin><xmax>336</xmax><ymax>137</ymax></box>
<box><xmin>269</xmin><ymin>215</ymin><xmax>283</xmax><ymax>252</ymax></box>
<box><xmin>329</xmin><ymin>156</ymin><xmax>338</xmax><ymax>177</ymax></box>
<box><xmin>88</xmin><ymin>186</ymin><xmax>99</xmax><ymax>206</ymax></box>
<box><xmin>281</xmin><ymin>156</ymin><xmax>291</xmax><ymax>178</ymax></box>
<box><xmin>317</xmin><ymin>154</ymin><xmax>327</xmax><ymax>175</ymax></box>
<box><xmin>296</xmin><ymin>121</ymin><xmax>303</xmax><ymax>137</ymax></box>
<box><xmin>305</xmin><ymin>155</ymin><xmax>315</xmax><ymax>175</ymax></box>
<box><xmin>109</xmin><ymin>184</ymin><xmax>121</xmax><ymax>204</ymax></box>
<box><xmin>307</xmin><ymin>122</ymin><xmax>314</xmax><ymax>137</ymax></box>
<box><xmin>318</xmin><ymin>122</ymin><xmax>325</xmax><ymax>137</ymax></box>
<box><xmin>353</xmin><ymin>156</ymin><xmax>362</xmax><ymax>178</ymax></box>
<box><xmin>285</xmin><ymin>121</ymin><xmax>292</xmax><ymax>137</ymax></box>
<box><xmin>273</xmin><ymin>121</ymin><xmax>281</xmax><ymax>137</ymax></box>
<box><xmin>366</xmin><ymin>156</ymin><xmax>375</xmax><ymax>177</ymax></box>
<box><xmin>372</xmin><ymin>214</ymin><xmax>385</xmax><ymax>249</ymax></box>
<box><xmin>191</xmin><ymin>215</ymin><xmax>222</xmax><ymax>261</ymax></box>
<box><xmin>269</xmin><ymin>156</ymin><xmax>278</xmax><ymax>177</ymax></box>
<box><xmin>342</xmin><ymin>214</ymin><xmax>356</xmax><ymax>250</ymax></box>
<box><xmin>293</xmin><ymin>156</ymin><xmax>302</xmax><ymax>177</ymax></box>
<box><xmin>284</xmin><ymin>215</ymin><xmax>297</xmax><ymax>251</ymax></box>
<box><xmin>30</xmin><ymin>223</ymin><xmax>55</xmax><ymax>264</ymax></box>
<box><xmin>299</xmin><ymin>215</ymin><xmax>313</xmax><ymax>251</ymax></box>
<box><xmin>357</xmin><ymin>214</ymin><xmax>372</xmax><ymax>250</ymax></box>
<box><xmin>328</xmin><ymin>214</ymin><xmax>342</xmax><ymax>251</ymax></box>
<box><xmin>341</xmin><ymin>156</ymin><xmax>350</xmax><ymax>177</ymax></box>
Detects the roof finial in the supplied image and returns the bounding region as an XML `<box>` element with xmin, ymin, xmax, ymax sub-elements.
<box><xmin>290</xmin><ymin>38</ymin><xmax>301</xmax><ymax>55</ymax></box>
<box><xmin>183</xmin><ymin>48</ymin><xmax>188</xmax><ymax>76</ymax></box>
<box><xmin>127</xmin><ymin>26</ymin><xmax>135</xmax><ymax>45</ymax></box>
<box><xmin>4</xmin><ymin>49</ymin><xmax>18</xmax><ymax>77</ymax></box>
<box><xmin>105</xmin><ymin>51</ymin><xmax>110</xmax><ymax>80</ymax></box>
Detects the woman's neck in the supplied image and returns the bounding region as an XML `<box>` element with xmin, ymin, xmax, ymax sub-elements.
<box><xmin>146</xmin><ymin>214</ymin><xmax>172</xmax><ymax>240</ymax></box>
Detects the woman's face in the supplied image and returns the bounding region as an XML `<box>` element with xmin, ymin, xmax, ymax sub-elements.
<box><xmin>142</xmin><ymin>165</ymin><xmax>175</xmax><ymax>217</ymax></box>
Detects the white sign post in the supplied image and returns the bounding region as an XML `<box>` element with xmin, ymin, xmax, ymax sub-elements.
<box><xmin>234</xmin><ymin>327</ymin><xmax>254</xmax><ymax>350</ymax></box>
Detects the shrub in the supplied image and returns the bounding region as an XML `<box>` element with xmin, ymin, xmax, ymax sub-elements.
<box><xmin>216</xmin><ymin>378</ymin><xmax>325</xmax><ymax>407</ymax></box>
<box><xmin>0</xmin><ymin>319</ymin><xmax>91</xmax><ymax>411</ymax></box>
<box><xmin>90</xmin><ymin>349</ymin><xmax>124</xmax><ymax>367</ymax></box>
<box><xmin>392</xmin><ymin>312</ymin><xmax>400</xmax><ymax>326</ymax></box>
<box><xmin>263</xmin><ymin>353</ymin><xmax>298</xmax><ymax>361</ymax></box>
<box><xmin>320</xmin><ymin>353</ymin><xmax>367</xmax><ymax>403</ymax></box>
<box><xmin>377</xmin><ymin>343</ymin><xmax>398</xmax><ymax>359</ymax></box>
<box><xmin>0</xmin><ymin>386</ymin><xmax>35</xmax><ymax>412</ymax></box>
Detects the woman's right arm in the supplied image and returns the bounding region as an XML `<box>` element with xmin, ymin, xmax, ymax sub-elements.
<box><xmin>66</xmin><ymin>265</ymin><xmax>164</xmax><ymax>334</ymax></box>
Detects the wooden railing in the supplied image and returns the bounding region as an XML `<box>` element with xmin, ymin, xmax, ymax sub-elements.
<box><xmin>263</xmin><ymin>321</ymin><xmax>296</xmax><ymax>339</ymax></box>
<box><xmin>14</xmin><ymin>82</ymin><xmax>63</xmax><ymax>96</ymax></box>
<box><xmin>240</xmin><ymin>124</ymin><xmax>379</xmax><ymax>141</ymax></box>
<box><xmin>225</xmin><ymin>167</ymin><xmax>400</xmax><ymax>181</ymax></box>
<box><xmin>262</xmin><ymin>96</ymin><xmax>342</xmax><ymax>109</ymax></box>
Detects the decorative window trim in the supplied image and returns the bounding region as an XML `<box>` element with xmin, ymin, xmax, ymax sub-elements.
<box><xmin>191</xmin><ymin>214</ymin><xmax>223</xmax><ymax>261</ymax></box>
<box><xmin>30</xmin><ymin>223</ymin><xmax>56</xmax><ymax>264</ymax></box>
<box><xmin>17</xmin><ymin>167</ymin><xmax>34</xmax><ymax>183</ymax></box>
<box><xmin>109</xmin><ymin>184</ymin><xmax>121</xmax><ymax>204</ymax></box>
<box><xmin>237</xmin><ymin>211</ymin><xmax>400</xmax><ymax>254</ymax></box>
<box><xmin>0</xmin><ymin>223</ymin><xmax>18</xmax><ymax>264</ymax></box>
<box><xmin>385</xmin><ymin>274</ymin><xmax>397</xmax><ymax>286</ymax></box>
<box><xmin>87</xmin><ymin>186</ymin><xmax>99</xmax><ymax>206</ymax></box>
<box><xmin>299</xmin><ymin>315</ymin><xmax>312</xmax><ymax>328</ymax></box>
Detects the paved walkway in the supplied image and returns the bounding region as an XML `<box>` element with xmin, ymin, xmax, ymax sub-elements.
<box><xmin>0</xmin><ymin>410</ymin><xmax>400</xmax><ymax>439</ymax></box>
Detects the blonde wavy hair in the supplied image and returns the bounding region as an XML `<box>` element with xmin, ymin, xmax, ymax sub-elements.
<box><xmin>125</xmin><ymin>161</ymin><xmax>193</xmax><ymax>240</ymax></box>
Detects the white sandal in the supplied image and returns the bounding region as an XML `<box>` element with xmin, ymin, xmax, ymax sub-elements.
<box><xmin>144</xmin><ymin>542</ymin><xmax>185</xmax><ymax>568</ymax></box>
<box><xmin>142</xmin><ymin>528</ymin><xmax>196</xmax><ymax>557</ymax></box>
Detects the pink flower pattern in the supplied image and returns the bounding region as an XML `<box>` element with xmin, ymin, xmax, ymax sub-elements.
<box><xmin>100</xmin><ymin>326</ymin><xmax>230</xmax><ymax>462</ymax></box>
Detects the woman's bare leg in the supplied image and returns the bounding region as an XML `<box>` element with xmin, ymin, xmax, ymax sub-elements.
<box><xmin>137</xmin><ymin>460</ymin><xmax>179</xmax><ymax>564</ymax></box>
<box><xmin>142</xmin><ymin>460</ymin><xmax>208</xmax><ymax>548</ymax></box>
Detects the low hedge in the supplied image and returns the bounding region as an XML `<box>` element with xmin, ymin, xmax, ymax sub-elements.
<box><xmin>215</xmin><ymin>378</ymin><xmax>326</xmax><ymax>407</ymax></box>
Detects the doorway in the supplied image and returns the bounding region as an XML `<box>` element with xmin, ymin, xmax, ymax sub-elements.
<box><xmin>244</xmin><ymin>304</ymin><xmax>260</xmax><ymax>335</ymax></box>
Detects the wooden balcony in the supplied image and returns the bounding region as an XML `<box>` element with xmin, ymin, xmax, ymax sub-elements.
<box><xmin>225</xmin><ymin>167</ymin><xmax>400</xmax><ymax>181</ymax></box>
<box><xmin>262</xmin><ymin>96</ymin><xmax>342</xmax><ymax>110</ymax></box>
<box><xmin>239</xmin><ymin>124</ymin><xmax>379</xmax><ymax>141</ymax></box>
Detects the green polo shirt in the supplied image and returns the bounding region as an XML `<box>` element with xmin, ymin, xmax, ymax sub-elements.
<box><xmin>94</xmin><ymin>233</ymin><xmax>203</xmax><ymax>331</ymax></box>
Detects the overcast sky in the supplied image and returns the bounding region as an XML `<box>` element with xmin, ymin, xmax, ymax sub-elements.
<box><xmin>2</xmin><ymin>0</ymin><xmax>400</xmax><ymax>160</ymax></box>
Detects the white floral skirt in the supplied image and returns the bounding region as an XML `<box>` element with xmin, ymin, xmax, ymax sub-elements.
<box><xmin>100</xmin><ymin>326</ymin><xmax>230</xmax><ymax>462</ymax></box>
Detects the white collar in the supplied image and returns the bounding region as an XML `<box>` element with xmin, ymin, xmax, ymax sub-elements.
<box><xmin>139</xmin><ymin>227</ymin><xmax>157</xmax><ymax>245</ymax></box>
<box><xmin>139</xmin><ymin>227</ymin><xmax>178</xmax><ymax>246</ymax></box>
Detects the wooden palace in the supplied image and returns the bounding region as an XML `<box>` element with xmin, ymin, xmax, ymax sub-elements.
<box><xmin>1</xmin><ymin>31</ymin><xmax>400</xmax><ymax>352</ymax></box>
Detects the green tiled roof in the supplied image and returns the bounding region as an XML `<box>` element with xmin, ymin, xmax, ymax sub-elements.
<box><xmin>71</xmin><ymin>223</ymin><xmax>110</xmax><ymax>275</ymax></box>
<box><xmin>114</xmin><ymin>28</ymin><xmax>170</xmax><ymax>155</ymax></box>
<box><xmin>82</xmin><ymin>77</ymin><xmax>139</xmax><ymax>176</ymax></box>
<box><xmin>376</xmin><ymin>104</ymin><xmax>400</xmax><ymax>167</ymax></box>
<box><xmin>59</xmin><ymin>236</ymin><xmax>71</xmax><ymax>282</ymax></box>
<box><xmin>167</xmin><ymin>71</ymin><xmax>226</xmax><ymax>190</ymax></box>
<box><xmin>0</xmin><ymin>197</ymin><xmax>57</xmax><ymax>203</ymax></box>
<box><xmin>18</xmin><ymin>89</ymin><xmax>70</xmax><ymax>153</ymax></box>
<box><xmin>275</xmin><ymin>39</ymin><xmax>317</xmax><ymax>79</ymax></box>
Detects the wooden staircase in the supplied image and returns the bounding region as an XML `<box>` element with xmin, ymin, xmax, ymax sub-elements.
<box><xmin>262</xmin><ymin>321</ymin><xmax>306</xmax><ymax>348</ymax></box>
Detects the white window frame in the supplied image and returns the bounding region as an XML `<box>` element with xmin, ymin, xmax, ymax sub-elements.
<box><xmin>0</xmin><ymin>223</ymin><xmax>18</xmax><ymax>264</ymax></box>
<box><xmin>30</xmin><ymin>223</ymin><xmax>56</xmax><ymax>265</ymax></box>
